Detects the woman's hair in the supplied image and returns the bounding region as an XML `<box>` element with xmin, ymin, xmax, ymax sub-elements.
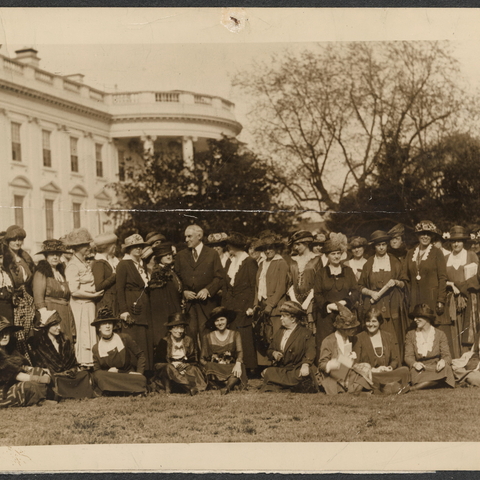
<box><xmin>364</xmin><ymin>307</ymin><xmax>385</xmax><ymax>326</ymax></box>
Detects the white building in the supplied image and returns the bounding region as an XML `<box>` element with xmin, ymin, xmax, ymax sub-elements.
<box><xmin>0</xmin><ymin>48</ymin><xmax>242</xmax><ymax>253</ymax></box>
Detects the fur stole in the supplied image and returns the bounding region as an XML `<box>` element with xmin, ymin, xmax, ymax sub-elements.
<box><xmin>35</xmin><ymin>259</ymin><xmax>66</xmax><ymax>279</ymax></box>
<box><xmin>2</xmin><ymin>246</ymin><xmax>35</xmax><ymax>281</ymax></box>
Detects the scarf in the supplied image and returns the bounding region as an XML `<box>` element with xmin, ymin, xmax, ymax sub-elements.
<box><xmin>227</xmin><ymin>251</ymin><xmax>249</xmax><ymax>286</ymax></box>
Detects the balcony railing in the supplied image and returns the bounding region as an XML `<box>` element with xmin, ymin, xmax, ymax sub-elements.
<box><xmin>1</xmin><ymin>54</ymin><xmax>236</xmax><ymax>114</ymax></box>
<box><xmin>155</xmin><ymin>92</ymin><xmax>179</xmax><ymax>102</ymax></box>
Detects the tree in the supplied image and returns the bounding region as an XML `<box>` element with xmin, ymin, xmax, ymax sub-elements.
<box><xmin>110</xmin><ymin>136</ymin><xmax>293</xmax><ymax>243</ymax></box>
<box><xmin>233</xmin><ymin>41</ymin><xmax>472</xmax><ymax>226</ymax></box>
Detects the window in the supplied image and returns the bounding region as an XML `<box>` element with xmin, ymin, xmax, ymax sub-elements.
<box><xmin>45</xmin><ymin>199</ymin><xmax>54</xmax><ymax>239</ymax></box>
<box><xmin>11</xmin><ymin>123</ymin><xmax>22</xmax><ymax>162</ymax></box>
<box><xmin>95</xmin><ymin>143</ymin><xmax>103</xmax><ymax>177</ymax></box>
<box><xmin>14</xmin><ymin>195</ymin><xmax>24</xmax><ymax>228</ymax></box>
<box><xmin>118</xmin><ymin>150</ymin><xmax>125</xmax><ymax>181</ymax></box>
<box><xmin>72</xmin><ymin>202</ymin><xmax>81</xmax><ymax>229</ymax></box>
<box><xmin>42</xmin><ymin>130</ymin><xmax>52</xmax><ymax>167</ymax></box>
<box><xmin>70</xmin><ymin>137</ymin><xmax>79</xmax><ymax>172</ymax></box>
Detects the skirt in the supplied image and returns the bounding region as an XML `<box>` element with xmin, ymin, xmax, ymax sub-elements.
<box><xmin>204</xmin><ymin>361</ymin><xmax>248</xmax><ymax>389</ymax></box>
<box><xmin>54</xmin><ymin>370</ymin><xmax>95</xmax><ymax>399</ymax></box>
<box><xmin>154</xmin><ymin>363</ymin><xmax>207</xmax><ymax>393</ymax></box>
<box><xmin>93</xmin><ymin>370</ymin><xmax>146</xmax><ymax>394</ymax></box>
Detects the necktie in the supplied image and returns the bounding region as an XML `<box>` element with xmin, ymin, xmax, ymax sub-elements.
<box><xmin>192</xmin><ymin>248</ymin><xmax>198</xmax><ymax>262</ymax></box>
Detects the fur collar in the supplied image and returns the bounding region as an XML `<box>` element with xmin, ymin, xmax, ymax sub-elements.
<box><xmin>2</xmin><ymin>246</ymin><xmax>35</xmax><ymax>277</ymax></box>
<box><xmin>35</xmin><ymin>259</ymin><xmax>66</xmax><ymax>279</ymax></box>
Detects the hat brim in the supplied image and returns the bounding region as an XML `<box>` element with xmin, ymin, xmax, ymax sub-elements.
<box><xmin>0</xmin><ymin>324</ymin><xmax>23</xmax><ymax>334</ymax></box>
<box><xmin>255</xmin><ymin>242</ymin><xmax>284</xmax><ymax>251</ymax></box>
<box><xmin>206</xmin><ymin>310</ymin><xmax>237</xmax><ymax>330</ymax></box>
<box><xmin>369</xmin><ymin>236</ymin><xmax>391</xmax><ymax>245</ymax></box>
<box><xmin>333</xmin><ymin>320</ymin><xmax>360</xmax><ymax>330</ymax></box>
<box><xmin>164</xmin><ymin>320</ymin><xmax>189</xmax><ymax>328</ymax></box>
<box><xmin>408</xmin><ymin>312</ymin><xmax>436</xmax><ymax>321</ymax></box>
<box><xmin>121</xmin><ymin>242</ymin><xmax>148</xmax><ymax>252</ymax></box>
<box><xmin>36</xmin><ymin>249</ymin><xmax>69</xmax><ymax>256</ymax></box>
<box><xmin>448</xmin><ymin>236</ymin><xmax>470</xmax><ymax>242</ymax></box>
<box><xmin>91</xmin><ymin>317</ymin><xmax>121</xmax><ymax>326</ymax></box>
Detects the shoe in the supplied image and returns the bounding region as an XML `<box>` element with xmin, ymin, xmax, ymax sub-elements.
<box><xmin>189</xmin><ymin>387</ymin><xmax>199</xmax><ymax>396</ymax></box>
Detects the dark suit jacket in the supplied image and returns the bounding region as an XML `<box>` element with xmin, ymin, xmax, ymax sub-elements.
<box><xmin>267</xmin><ymin>324</ymin><xmax>316</xmax><ymax>368</ymax></box>
<box><xmin>254</xmin><ymin>256</ymin><xmax>289</xmax><ymax>316</ymax></box>
<box><xmin>174</xmin><ymin>244</ymin><xmax>224</xmax><ymax>296</ymax></box>
<box><xmin>116</xmin><ymin>259</ymin><xmax>148</xmax><ymax>326</ymax></box>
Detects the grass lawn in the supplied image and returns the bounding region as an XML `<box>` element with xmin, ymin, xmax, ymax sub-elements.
<box><xmin>1</xmin><ymin>379</ymin><xmax>479</xmax><ymax>445</ymax></box>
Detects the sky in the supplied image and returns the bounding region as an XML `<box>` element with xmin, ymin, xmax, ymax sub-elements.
<box><xmin>3</xmin><ymin>8</ymin><xmax>480</xmax><ymax>145</ymax></box>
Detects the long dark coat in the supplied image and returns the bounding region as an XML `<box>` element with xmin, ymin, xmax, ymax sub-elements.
<box><xmin>223</xmin><ymin>256</ymin><xmax>258</xmax><ymax>369</ymax></box>
<box><xmin>91</xmin><ymin>259</ymin><xmax>117</xmax><ymax>315</ymax></box>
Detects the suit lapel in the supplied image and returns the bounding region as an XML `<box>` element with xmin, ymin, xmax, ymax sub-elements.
<box><xmin>284</xmin><ymin>324</ymin><xmax>301</xmax><ymax>353</ymax></box>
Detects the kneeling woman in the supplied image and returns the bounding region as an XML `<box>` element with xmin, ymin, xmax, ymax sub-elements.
<box><xmin>153</xmin><ymin>313</ymin><xmax>207</xmax><ymax>395</ymax></box>
<box><xmin>201</xmin><ymin>306</ymin><xmax>247</xmax><ymax>394</ymax></box>
<box><xmin>91</xmin><ymin>307</ymin><xmax>146</xmax><ymax>395</ymax></box>
<box><xmin>29</xmin><ymin>310</ymin><xmax>94</xmax><ymax>399</ymax></box>
<box><xmin>354</xmin><ymin>307</ymin><xmax>410</xmax><ymax>394</ymax></box>
<box><xmin>261</xmin><ymin>301</ymin><xmax>317</xmax><ymax>392</ymax></box>
<box><xmin>318</xmin><ymin>303</ymin><xmax>372</xmax><ymax>395</ymax></box>
<box><xmin>0</xmin><ymin>317</ymin><xmax>51</xmax><ymax>407</ymax></box>
<box><xmin>404</xmin><ymin>303</ymin><xmax>455</xmax><ymax>391</ymax></box>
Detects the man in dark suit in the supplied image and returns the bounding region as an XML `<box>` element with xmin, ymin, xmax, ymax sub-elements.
<box><xmin>175</xmin><ymin>225</ymin><xmax>224</xmax><ymax>347</ymax></box>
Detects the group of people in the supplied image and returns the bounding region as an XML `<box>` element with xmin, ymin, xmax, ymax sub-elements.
<box><xmin>1</xmin><ymin>219</ymin><xmax>480</xmax><ymax>408</ymax></box>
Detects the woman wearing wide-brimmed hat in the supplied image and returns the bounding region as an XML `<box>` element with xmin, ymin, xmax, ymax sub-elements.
<box><xmin>207</xmin><ymin>232</ymin><xmax>230</xmax><ymax>268</ymax></box>
<box><xmin>353</xmin><ymin>307</ymin><xmax>410</xmax><ymax>394</ymax></box>
<box><xmin>116</xmin><ymin>233</ymin><xmax>153</xmax><ymax>371</ymax></box>
<box><xmin>3</xmin><ymin>225</ymin><xmax>36</xmax><ymax>363</ymax></box>
<box><xmin>402</xmin><ymin>220</ymin><xmax>448</xmax><ymax>341</ymax></box>
<box><xmin>148</xmin><ymin>242</ymin><xmax>182</xmax><ymax>346</ymax></box>
<box><xmin>443</xmin><ymin>225</ymin><xmax>480</xmax><ymax>357</ymax></box>
<box><xmin>91</xmin><ymin>307</ymin><xmax>146</xmax><ymax>395</ymax></box>
<box><xmin>261</xmin><ymin>301</ymin><xmax>318</xmax><ymax>393</ymax></box>
<box><xmin>29</xmin><ymin>310</ymin><xmax>94</xmax><ymax>399</ymax></box>
<box><xmin>404</xmin><ymin>303</ymin><xmax>455</xmax><ymax>390</ymax></box>
<box><xmin>222</xmin><ymin>232</ymin><xmax>259</xmax><ymax>373</ymax></box>
<box><xmin>318</xmin><ymin>303</ymin><xmax>372</xmax><ymax>395</ymax></box>
<box><xmin>91</xmin><ymin>232</ymin><xmax>119</xmax><ymax>315</ymax></box>
<box><xmin>152</xmin><ymin>313</ymin><xmax>207</xmax><ymax>395</ymax></box>
<box><xmin>343</xmin><ymin>236</ymin><xmax>368</xmax><ymax>282</ymax></box>
<box><xmin>313</xmin><ymin>234</ymin><xmax>360</xmax><ymax>358</ymax></box>
<box><xmin>358</xmin><ymin>230</ymin><xmax>407</xmax><ymax>358</ymax></box>
<box><xmin>32</xmin><ymin>239</ymin><xmax>76</xmax><ymax>342</ymax></box>
<box><xmin>64</xmin><ymin>228</ymin><xmax>104</xmax><ymax>367</ymax></box>
<box><xmin>0</xmin><ymin>317</ymin><xmax>51</xmax><ymax>407</ymax></box>
<box><xmin>200</xmin><ymin>306</ymin><xmax>247</xmax><ymax>394</ymax></box>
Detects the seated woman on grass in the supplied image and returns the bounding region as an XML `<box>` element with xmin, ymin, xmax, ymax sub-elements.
<box><xmin>260</xmin><ymin>301</ymin><xmax>318</xmax><ymax>393</ymax></box>
<box><xmin>404</xmin><ymin>303</ymin><xmax>455</xmax><ymax>391</ymax></box>
<box><xmin>453</xmin><ymin>331</ymin><xmax>480</xmax><ymax>387</ymax></box>
<box><xmin>200</xmin><ymin>306</ymin><xmax>247</xmax><ymax>394</ymax></box>
<box><xmin>318</xmin><ymin>303</ymin><xmax>372</xmax><ymax>395</ymax></box>
<box><xmin>29</xmin><ymin>310</ymin><xmax>95</xmax><ymax>399</ymax></box>
<box><xmin>152</xmin><ymin>313</ymin><xmax>207</xmax><ymax>396</ymax></box>
<box><xmin>353</xmin><ymin>307</ymin><xmax>410</xmax><ymax>394</ymax></box>
<box><xmin>0</xmin><ymin>317</ymin><xmax>52</xmax><ymax>407</ymax></box>
<box><xmin>91</xmin><ymin>307</ymin><xmax>147</xmax><ymax>396</ymax></box>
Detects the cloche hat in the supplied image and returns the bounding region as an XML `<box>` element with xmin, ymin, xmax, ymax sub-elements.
<box><xmin>64</xmin><ymin>228</ymin><xmax>93</xmax><ymax>247</ymax></box>
<box><xmin>448</xmin><ymin>226</ymin><xmax>470</xmax><ymax>242</ymax></box>
<box><xmin>369</xmin><ymin>230</ymin><xmax>390</xmax><ymax>245</ymax></box>
<box><xmin>254</xmin><ymin>234</ymin><xmax>284</xmax><ymax>252</ymax></box>
<box><xmin>4</xmin><ymin>225</ymin><xmax>26</xmax><ymax>241</ymax></box>
<box><xmin>121</xmin><ymin>234</ymin><xmax>147</xmax><ymax>252</ymax></box>
<box><xmin>165</xmin><ymin>312</ymin><xmax>189</xmax><ymax>328</ymax></box>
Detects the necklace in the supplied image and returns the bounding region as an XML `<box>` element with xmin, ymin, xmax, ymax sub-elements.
<box><xmin>412</xmin><ymin>244</ymin><xmax>432</xmax><ymax>281</ymax></box>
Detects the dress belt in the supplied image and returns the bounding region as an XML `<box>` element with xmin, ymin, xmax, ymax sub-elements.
<box><xmin>45</xmin><ymin>296</ymin><xmax>69</xmax><ymax>305</ymax></box>
<box><xmin>418</xmin><ymin>354</ymin><xmax>440</xmax><ymax>362</ymax></box>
